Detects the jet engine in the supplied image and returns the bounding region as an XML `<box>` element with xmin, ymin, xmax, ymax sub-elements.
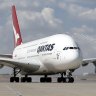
<box><xmin>82</xmin><ymin>63</ymin><xmax>88</xmax><ymax>67</ymax></box>
<box><xmin>93</xmin><ymin>61</ymin><xmax>96</xmax><ymax>74</ymax></box>
<box><xmin>0</xmin><ymin>64</ymin><xmax>4</xmax><ymax>69</ymax></box>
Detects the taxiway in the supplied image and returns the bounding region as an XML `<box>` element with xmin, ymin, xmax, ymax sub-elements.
<box><xmin>0</xmin><ymin>74</ymin><xmax>96</xmax><ymax>96</ymax></box>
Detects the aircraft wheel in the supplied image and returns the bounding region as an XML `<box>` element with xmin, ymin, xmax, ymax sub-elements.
<box><xmin>15</xmin><ymin>77</ymin><xmax>19</xmax><ymax>82</ymax></box>
<box><xmin>40</xmin><ymin>77</ymin><xmax>45</xmax><ymax>83</ymax></box>
<box><xmin>10</xmin><ymin>77</ymin><xmax>19</xmax><ymax>82</ymax></box>
<box><xmin>57</xmin><ymin>77</ymin><xmax>62</xmax><ymax>83</ymax></box>
<box><xmin>10</xmin><ymin>77</ymin><xmax>14</xmax><ymax>82</ymax></box>
<box><xmin>21</xmin><ymin>77</ymin><xmax>26</xmax><ymax>82</ymax></box>
<box><xmin>62</xmin><ymin>78</ymin><xmax>66</xmax><ymax>83</ymax></box>
<box><xmin>46</xmin><ymin>77</ymin><xmax>52</xmax><ymax>83</ymax></box>
<box><xmin>69</xmin><ymin>77</ymin><xmax>74</xmax><ymax>83</ymax></box>
<box><xmin>27</xmin><ymin>77</ymin><xmax>32</xmax><ymax>82</ymax></box>
<box><xmin>66</xmin><ymin>77</ymin><xmax>74</xmax><ymax>83</ymax></box>
<box><xmin>66</xmin><ymin>77</ymin><xmax>70</xmax><ymax>83</ymax></box>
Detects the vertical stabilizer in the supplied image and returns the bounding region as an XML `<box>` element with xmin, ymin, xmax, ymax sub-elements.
<box><xmin>12</xmin><ymin>5</ymin><xmax>22</xmax><ymax>47</ymax></box>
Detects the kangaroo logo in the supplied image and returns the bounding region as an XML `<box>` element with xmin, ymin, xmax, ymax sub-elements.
<box><xmin>13</xmin><ymin>25</ymin><xmax>20</xmax><ymax>43</ymax></box>
<box><xmin>16</xmin><ymin>33</ymin><xmax>20</xmax><ymax>42</ymax></box>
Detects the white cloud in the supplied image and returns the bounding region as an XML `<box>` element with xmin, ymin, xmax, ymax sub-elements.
<box><xmin>0</xmin><ymin>1</ymin><xmax>11</xmax><ymax>10</ymax></box>
<box><xmin>41</xmin><ymin>8</ymin><xmax>62</xmax><ymax>27</ymax></box>
<box><xmin>18</xmin><ymin>7</ymin><xmax>62</xmax><ymax>28</ymax></box>
<box><xmin>18</xmin><ymin>1</ymin><xmax>40</xmax><ymax>8</ymax></box>
<box><xmin>79</xmin><ymin>8</ymin><xmax>96</xmax><ymax>20</ymax></box>
<box><xmin>65</xmin><ymin>4</ymin><xmax>88</xmax><ymax>17</ymax></box>
<box><xmin>69</xmin><ymin>25</ymin><xmax>96</xmax><ymax>57</ymax></box>
<box><xmin>58</xmin><ymin>2</ymin><xmax>66</xmax><ymax>9</ymax></box>
<box><xmin>59</xmin><ymin>3</ymin><xmax>96</xmax><ymax>20</ymax></box>
<box><xmin>33</xmin><ymin>1</ymin><xmax>40</xmax><ymax>7</ymax></box>
<box><xmin>62</xmin><ymin>0</ymin><xmax>96</xmax><ymax>3</ymax></box>
<box><xmin>47</xmin><ymin>0</ymin><xmax>55</xmax><ymax>3</ymax></box>
<box><xmin>72</xmin><ymin>25</ymin><xmax>94</xmax><ymax>33</ymax></box>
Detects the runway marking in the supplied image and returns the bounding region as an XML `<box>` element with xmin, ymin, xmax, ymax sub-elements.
<box><xmin>6</xmin><ymin>84</ymin><xmax>23</xmax><ymax>96</ymax></box>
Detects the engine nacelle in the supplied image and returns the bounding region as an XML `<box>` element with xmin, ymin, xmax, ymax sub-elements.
<box><xmin>0</xmin><ymin>64</ymin><xmax>4</xmax><ymax>69</ymax></box>
<box><xmin>93</xmin><ymin>61</ymin><xmax>96</xmax><ymax>65</ymax></box>
<box><xmin>82</xmin><ymin>63</ymin><xmax>88</xmax><ymax>67</ymax></box>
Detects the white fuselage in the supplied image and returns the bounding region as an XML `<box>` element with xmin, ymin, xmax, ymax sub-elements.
<box><xmin>13</xmin><ymin>34</ymin><xmax>82</xmax><ymax>75</ymax></box>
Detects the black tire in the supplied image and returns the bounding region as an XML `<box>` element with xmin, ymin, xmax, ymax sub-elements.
<box><xmin>15</xmin><ymin>77</ymin><xmax>19</xmax><ymax>82</ymax></box>
<box><xmin>63</xmin><ymin>78</ymin><xmax>66</xmax><ymax>83</ymax></box>
<box><xmin>27</xmin><ymin>77</ymin><xmax>32</xmax><ymax>82</ymax></box>
<box><xmin>40</xmin><ymin>77</ymin><xmax>45</xmax><ymax>83</ymax></box>
<box><xmin>46</xmin><ymin>77</ymin><xmax>52</xmax><ymax>83</ymax></box>
<box><xmin>57</xmin><ymin>77</ymin><xmax>62</xmax><ymax>83</ymax></box>
<box><xmin>21</xmin><ymin>77</ymin><xmax>26</xmax><ymax>82</ymax></box>
<box><xmin>69</xmin><ymin>77</ymin><xmax>74</xmax><ymax>83</ymax></box>
<box><xmin>10</xmin><ymin>77</ymin><xmax>14</xmax><ymax>82</ymax></box>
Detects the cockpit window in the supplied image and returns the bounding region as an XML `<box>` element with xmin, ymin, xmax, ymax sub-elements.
<box><xmin>63</xmin><ymin>47</ymin><xmax>80</xmax><ymax>50</ymax></box>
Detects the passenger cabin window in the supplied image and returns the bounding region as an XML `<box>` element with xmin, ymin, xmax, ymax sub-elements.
<box><xmin>63</xmin><ymin>47</ymin><xmax>80</xmax><ymax>50</ymax></box>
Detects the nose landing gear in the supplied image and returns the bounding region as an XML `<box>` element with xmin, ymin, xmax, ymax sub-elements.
<box><xmin>57</xmin><ymin>71</ymin><xmax>74</xmax><ymax>83</ymax></box>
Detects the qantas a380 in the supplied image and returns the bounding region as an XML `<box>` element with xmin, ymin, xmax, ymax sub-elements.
<box><xmin>0</xmin><ymin>5</ymin><xmax>96</xmax><ymax>83</ymax></box>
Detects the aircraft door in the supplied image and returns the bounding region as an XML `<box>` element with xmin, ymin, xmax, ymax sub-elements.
<box><xmin>56</xmin><ymin>51</ymin><xmax>61</xmax><ymax>60</ymax></box>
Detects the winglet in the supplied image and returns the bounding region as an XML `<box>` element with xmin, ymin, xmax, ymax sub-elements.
<box><xmin>12</xmin><ymin>5</ymin><xmax>23</xmax><ymax>47</ymax></box>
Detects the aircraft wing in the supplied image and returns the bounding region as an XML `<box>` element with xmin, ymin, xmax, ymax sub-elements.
<box><xmin>0</xmin><ymin>57</ymin><xmax>40</xmax><ymax>73</ymax></box>
<box><xmin>82</xmin><ymin>58</ymin><xmax>96</xmax><ymax>66</ymax></box>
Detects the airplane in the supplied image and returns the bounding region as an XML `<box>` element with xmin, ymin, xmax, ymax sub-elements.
<box><xmin>0</xmin><ymin>5</ymin><xmax>96</xmax><ymax>83</ymax></box>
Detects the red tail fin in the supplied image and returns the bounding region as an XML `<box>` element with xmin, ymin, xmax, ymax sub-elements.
<box><xmin>12</xmin><ymin>5</ymin><xmax>22</xmax><ymax>47</ymax></box>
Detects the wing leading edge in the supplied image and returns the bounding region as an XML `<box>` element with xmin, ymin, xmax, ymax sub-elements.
<box><xmin>0</xmin><ymin>54</ymin><xmax>12</xmax><ymax>58</ymax></box>
<box><xmin>82</xmin><ymin>58</ymin><xmax>96</xmax><ymax>66</ymax></box>
<box><xmin>0</xmin><ymin>57</ymin><xmax>40</xmax><ymax>73</ymax></box>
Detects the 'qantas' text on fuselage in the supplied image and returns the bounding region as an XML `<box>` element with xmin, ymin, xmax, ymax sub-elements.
<box><xmin>37</xmin><ymin>43</ymin><xmax>55</xmax><ymax>54</ymax></box>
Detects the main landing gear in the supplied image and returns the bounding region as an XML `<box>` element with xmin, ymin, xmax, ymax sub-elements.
<box><xmin>21</xmin><ymin>75</ymin><xmax>32</xmax><ymax>82</ymax></box>
<box><xmin>10</xmin><ymin>68</ymin><xmax>32</xmax><ymax>82</ymax></box>
<box><xmin>40</xmin><ymin>75</ymin><xmax>52</xmax><ymax>83</ymax></box>
<box><xmin>10</xmin><ymin>68</ymin><xmax>74</xmax><ymax>83</ymax></box>
<box><xmin>57</xmin><ymin>71</ymin><xmax>74</xmax><ymax>83</ymax></box>
<box><xmin>10</xmin><ymin>68</ymin><xmax>20</xmax><ymax>82</ymax></box>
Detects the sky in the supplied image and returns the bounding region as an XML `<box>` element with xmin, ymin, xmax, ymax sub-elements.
<box><xmin>0</xmin><ymin>0</ymin><xmax>96</xmax><ymax>74</ymax></box>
